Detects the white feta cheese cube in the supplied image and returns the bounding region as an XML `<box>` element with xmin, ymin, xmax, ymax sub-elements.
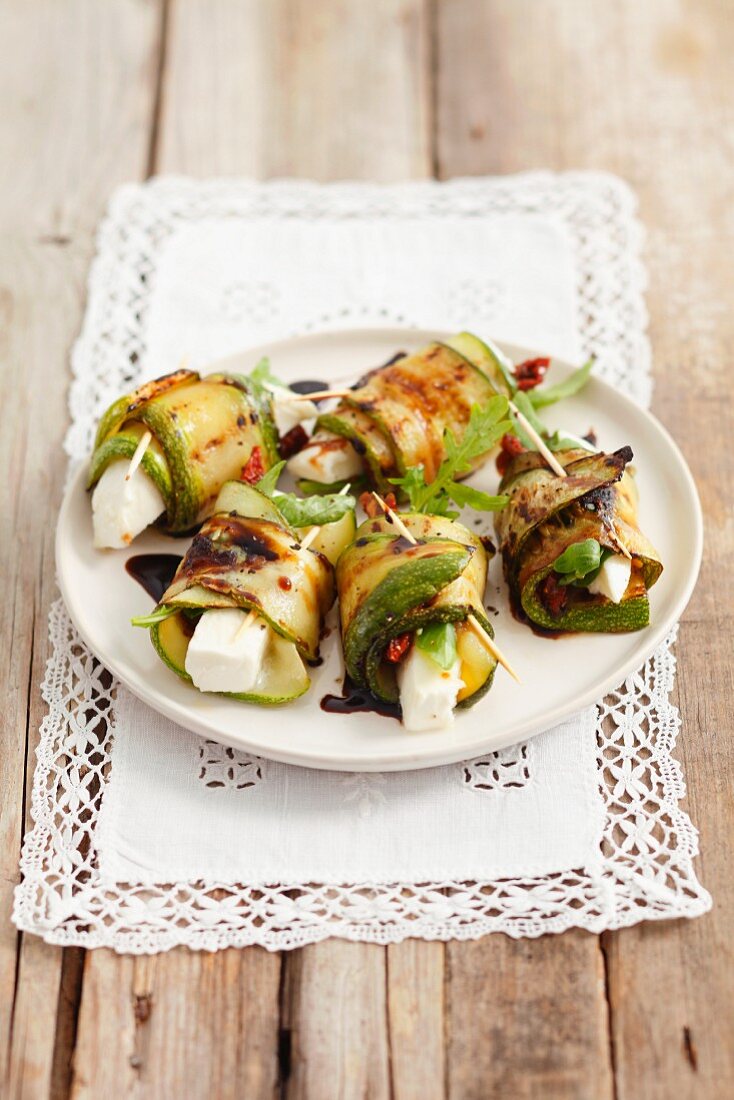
<box><xmin>397</xmin><ymin>644</ymin><xmax>464</xmax><ymax>732</ymax></box>
<box><xmin>287</xmin><ymin>431</ymin><xmax>363</xmax><ymax>483</ymax></box>
<box><xmin>92</xmin><ymin>459</ymin><xmax>165</xmax><ymax>549</ymax></box>
<box><xmin>268</xmin><ymin>384</ymin><xmax>319</xmax><ymax>436</ymax></box>
<box><xmin>587</xmin><ymin>553</ymin><xmax>632</xmax><ymax>604</ymax></box>
<box><xmin>184</xmin><ymin>608</ymin><xmax>271</xmax><ymax>694</ymax></box>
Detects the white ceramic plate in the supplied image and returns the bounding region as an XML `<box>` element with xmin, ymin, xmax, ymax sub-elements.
<box><xmin>56</xmin><ymin>328</ymin><xmax>702</xmax><ymax>771</ymax></box>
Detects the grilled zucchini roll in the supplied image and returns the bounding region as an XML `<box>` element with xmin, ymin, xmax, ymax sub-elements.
<box><xmin>495</xmin><ymin>447</ymin><xmax>663</xmax><ymax>633</ymax></box>
<box><xmin>336</xmin><ymin>514</ymin><xmax>497</xmax><ymax>728</ymax></box>
<box><xmin>289</xmin><ymin>341</ymin><xmax>498</xmax><ymax>494</ymax></box>
<box><xmin>139</xmin><ymin>482</ymin><xmax>341</xmax><ymax>705</ymax></box>
<box><xmin>88</xmin><ymin>368</ymin><xmax>278</xmax><ymax>542</ymax></box>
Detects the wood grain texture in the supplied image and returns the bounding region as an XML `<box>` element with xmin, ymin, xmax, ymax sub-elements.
<box><xmin>445</xmin><ymin>932</ymin><xmax>613</xmax><ymax>1100</ymax></box>
<box><xmin>3</xmin><ymin>1</ymin><xmax>732</xmax><ymax>1097</ymax></box>
<box><xmin>71</xmin><ymin>948</ymin><xmax>281</xmax><ymax>1099</ymax></box>
<box><xmin>157</xmin><ymin>0</ymin><xmax>432</xmax><ymax>178</ymax></box>
<box><xmin>437</xmin><ymin>1</ymin><xmax>734</xmax><ymax>1096</ymax></box>
<box><xmin>386</xmin><ymin>941</ymin><xmax>445</xmax><ymax>1100</ymax></box>
<box><xmin>0</xmin><ymin>2</ymin><xmax>162</xmax><ymax>1097</ymax></box>
<box><xmin>0</xmin><ymin>0</ymin><xmax>162</xmax><ymax>238</ymax></box>
<box><xmin>281</xmin><ymin>941</ymin><xmax>390</xmax><ymax>1100</ymax></box>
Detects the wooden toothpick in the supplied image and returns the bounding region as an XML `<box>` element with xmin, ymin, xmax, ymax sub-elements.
<box><xmin>234</xmin><ymin>607</ymin><xmax>259</xmax><ymax>640</ymax></box>
<box><xmin>510</xmin><ymin>403</ymin><xmax>568</xmax><ymax>478</ymax></box>
<box><xmin>125</xmin><ymin>430</ymin><xmax>152</xmax><ymax>481</ymax></box>
<box><xmin>369</xmin><ymin>493</ymin><xmax>520</xmax><ymax>684</ymax></box>
<box><xmin>371</xmin><ymin>492</ymin><xmax>417</xmax><ymax>543</ymax></box>
<box><xmin>467</xmin><ymin>613</ymin><xmax>522</xmax><ymax>683</ymax></box>
<box><xmin>290</xmin><ymin>389</ymin><xmax>351</xmax><ymax>402</ymax></box>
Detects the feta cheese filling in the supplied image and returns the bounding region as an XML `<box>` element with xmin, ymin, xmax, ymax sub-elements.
<box><xmin>587</xmin><ymin>553</ymin><xmax>632</xmax><ymax>604</ymax></box>
<box><xmin>397</xmin><ymin>644</ymin><xmax>465</xmax><ymax>732</ymax></box>
<box><xmin>184</xmin><ymin>608</ymin><xmax>272</xmax><ymax>694</ymax></box>
<box><xmin>267</xmin><ymin>384</ymin><xmax>319</xmax><ymax>436</ymax></box>
<box><xmin>92</xmin><ymin>460</ymin><xmax>166</xmax><ymax>549</ymax></box>
<box><xmin>287</xmin><ymin>431</ymin><xmax>363</xmax><ymax>484</ymax></box>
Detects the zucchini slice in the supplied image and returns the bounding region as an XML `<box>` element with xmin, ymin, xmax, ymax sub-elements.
<box><xmin>89</xmin><ymin>370</ymin><xmax>279</xmax><ymax>534</ymax></box>
<box><xmin>137</xmin><ymin>480</ymin><xmax>336</xmax><ymax>705</ymax></box>
<box><xmin>496</xmin><ymin>448</ymin><xmax>663</xmax><ymax>633</ymax></box>
<box><xmin>151</xmin><ymin>611</ymin><xmax>310</xmax><ymax>705</ymax></box>
<box><xmin>337</xmin><ymin>513</ymin><xmax>497</xmax><ymax>707</ymax></box>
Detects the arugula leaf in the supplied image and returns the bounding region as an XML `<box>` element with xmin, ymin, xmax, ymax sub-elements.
<box><xmin>552</xmin><ymin>539</ymin><xmax>613</xmax><ymax>586</ymax></box>
<box><xmin>255</xmin><ymin>460</ymin><xmax>355</xmax><ymax>527</ymax></box>
<box><xmin>255</xmin><ymin>460</ymin><xmax>286</xmax><ymax>497</ymax></box>
<box><xmin>510</xmin><ymin>390</ymin><xmax>548</xmax><ymax>449</ymax></box>
<box><xmin>131</xmin><ymin>605</ymin><xmax>177</xmax><ymax>628</ymax></box>
<box><xmin>276</xmin><ymin>491</ymin><xmax>356</xmax><ymax>529</ymax></box>
<box><xmin>390</xmin><ymin>399</ymin><xmax>511</xmax><ymax>515</ymax></box>
<box><xmin>247</xmin><ymin>356</ymin><xmax>285</xmax><ymax>393</ymax></box>
<box><xmin>528</xmin><ymin>358</ymin><xmax>594</xmax><ymax>409</ymax></box>
<box><xmin>416</xmin><ymin>622</ymin><xmax>457</xmax><ymax>670</ymax></box>
<box><xmin>446</xmin><ymin>481</ymin><xmax>509</xmax><ymax>512</ymax></box>
<box><xmin>546</xmin><ymin>430</ymin><xmax>597</xmax><ymax>453</ymax></box>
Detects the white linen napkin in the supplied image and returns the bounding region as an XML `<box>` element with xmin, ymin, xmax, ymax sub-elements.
<box><xmin>15</xmin><ymin>175</ymin><xmax>710</xmax><ymax>951</ymax></box>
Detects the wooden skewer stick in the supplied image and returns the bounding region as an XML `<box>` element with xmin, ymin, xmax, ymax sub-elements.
<box><xmin>125</xmin><ymin>430</ymin><xmax>152</xmax><ymax>481</ymax></box>
<box><xmin>290</xmin><ymin>389</ymin><xmax>352</xmax><ymax>402</ymax></box>
<box><xmin>371</xmin><ymin>492</ymin><xmax>417</xmax><ymax>544</ymax></box>
<box><xmin>467</xmin><ymin>613</ymin><xmax>522</xmax><ymax>683</ymax></box>
<box><xmin>510</xmin><ymin>403</ymin><xmax>568</xmax><ymax>478</ymax></box>
<box><xmin>369</xmin><ymin>493</ymin><xmax>521</xmax><ymax>683</ymax></box>
<box><xmin>234</xmin><ymin>607</ymin><xmax>259</xmax><ymax>641</ymax></box>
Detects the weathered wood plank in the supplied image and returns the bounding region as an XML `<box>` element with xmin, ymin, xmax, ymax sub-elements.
<box><xmin>0</xmin><ymin>1</ymin><xmax>163</xmax><ymax>1096</ymax></box>
<box><xmin>281</xmin><ymin>941</ymin><xmax>390</xmax><ymax>1100</ymax></box>
<box><xmin>445</xmin><ymin>932</ymin><xmax>613</xmax><ymax>1100</ymax></box>
<box><xmin>436</xmin><ymin>1</ymin><xmax>734</xmax><ymax>1097</ymax></box>
<box><xmin>71</xmin><ymin>947</ymin><xmax>281</xmax><ymax>1100</ymax></box>
<box><xmin>0</xmin><ymin>0</ymin><xmax>163</xmax><ymax>238</ymax></box>
<box><xmin>387</xmin><ymin>941</ymin><xmax>445</xmax><ymax>1100</ymax></box>
<box><xmin>138</xmin><ymin>4</ymin><xmax>434</xmax><ymax>1100</ymax></box>
<box><xmin>0</xmin><ymin>242</ymin><xmax>94</xmax><ymax>1099</ymax></box>
<box><xmin>157</xmin><ymin>0</ymin><xmax>432</xmax><ymax>178</ymax></box>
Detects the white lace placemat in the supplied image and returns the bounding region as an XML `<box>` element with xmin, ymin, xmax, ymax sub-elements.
<box><xmin>14</xmin><ymin>173</ymin><xmax>710</xmax><ymax>952</ymax></box>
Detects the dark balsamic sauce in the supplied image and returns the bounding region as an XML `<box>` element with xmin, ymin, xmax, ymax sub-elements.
<box><xmin>125</xmin><ymin>554</ymin><xmax>182</xmax><ymax>602</ymax></box>
<box><xmin>289</xmin><ymin>379</ymin><xmax>329</xmax><ymax>395</ymax></box>
<box><xmin>508</xmin><ymin>594</ymin><xmax>566</xmax><ymax>639</ymax></box>
<box><xmin>321</xmin><ymin>677</ymin><xmax>402</xmax><ymax>721</ymax></box>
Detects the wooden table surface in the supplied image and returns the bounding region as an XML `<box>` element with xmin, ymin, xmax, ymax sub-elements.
<box><xmin>1</xmin><ymin>1</ymin><xmax>732</xmax><ymax>1097</ymax></box>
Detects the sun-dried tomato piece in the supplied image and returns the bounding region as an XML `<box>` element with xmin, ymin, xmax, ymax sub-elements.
<box><xmin>514</xmin><ymin>357</ymin><xmax>550</xmax><ymax>391</ymax></box>
<box><xmin>278</xmin><ymin>424</ymin><xmax>308</xmax><ymax>459</ymax></box>
<box><xmin>539</xmin><ymin>573</ymin><xmax>568</xmax><ymax>618</ymax></box>
<box><xmin>241</xmin><ymin>445</ymin><xmax>266</xmax><ymax>485</ymax></box>
<box><xmin>385</xmin><ymin>633</ymin><xmax>412</xmax><ymax>663</ymax></box>
<box><xmin>496</xmin><ymin>432</ymin><xmax>527</xmax><ymax>476</ymax></box>
<box><xmin>360</xmin><ymin>490</ymin><xmax>397</xmax><ymax>518</ymax></box>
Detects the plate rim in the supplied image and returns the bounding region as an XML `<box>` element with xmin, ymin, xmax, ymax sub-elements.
<box><xmin>56</xmin><ymin>326</ymin><xmax>703</xmax><ymax>771</ymax></box>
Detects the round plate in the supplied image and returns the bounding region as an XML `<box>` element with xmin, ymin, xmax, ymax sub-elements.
<box><xmin>56</xmin><ymin>328</ymin><xmax>703</xmax><ymax>771</ymax></box>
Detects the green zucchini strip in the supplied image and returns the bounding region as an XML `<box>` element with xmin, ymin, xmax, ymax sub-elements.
<box><xmin>337</xmin><ymin>513</ymin><xmax>497</xmax><ymax>707</ymax></box>
<box><xmin>88</xmin><ymin>369</ymin><xmax>279</xmax><ymax>534</ymax></box>
<box><xmin>314</xmin><ymin>339</ymin><xmax>498</xmax><ymax>493</ymax></box>
<box><xmin>141</xmin><ymin>481</ymin><xmax>336</xmax><ymax>705</ymax></box>
<box><xmin>495</xmin><ymin>447</ymin><xmax>663</xmax><ymax>633</ymax></box>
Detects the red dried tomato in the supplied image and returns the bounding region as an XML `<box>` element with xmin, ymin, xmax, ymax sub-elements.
<box><xmin>360</xmin><ymin>491</ymin><xmax>379</xmax><ymax>517</ymax></box>
<box><xmin>360</xmin><ymin>490</ymin><xmax>397</xmax><ymax>519</ymax></box>
<box><xmin>241</xmin><ymin>446</ymin><xmax>266</xmax><ymax>484</ymax></box>
<box><xmin>496</xmin><ymin>432</ymin><xmax>527</xmax><ymax>476</ymax></box>
<box><xmin>385</xmin><ymin>633</ymin><xmax>412</xmax><ymax>663</ymax></box>
<box><xmin>539</xmin><ymin>573</ymin><xmax>568</xmax><ymax>618</ymax></box>
<box><xmin>514</xmin><ymin>357</ymin><xmax>550</xmax><ymax>391</ymax></box>
<box><xmin>278</xmin><ymin>424</ymin><xmax>308</xmax><ymax>459</ymax></box>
